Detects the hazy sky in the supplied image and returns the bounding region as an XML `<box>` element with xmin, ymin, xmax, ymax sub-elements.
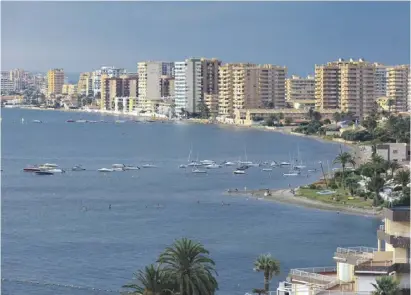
<box><xmin>2</xmin><ymin>1</ymin><xmax>410</xmax><ymax>76</ymax></box>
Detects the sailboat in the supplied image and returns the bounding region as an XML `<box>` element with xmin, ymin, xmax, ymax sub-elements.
<box><xmin>283</xmin><ymin>154</ymin><xmax>300</xmax><ymax>176</ymax></box>
<box><xmin>294</xmin><ymin>145</ymin><xmax>306</xmax><ymax>170</ymax></box>
<box><xmin>179</xmin><ymin>148</ymin><xmax>192</xmax><ymax>168</ymax></box>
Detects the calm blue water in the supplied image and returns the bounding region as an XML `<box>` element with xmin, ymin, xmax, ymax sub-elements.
<box><xmin>1</xmin><ymin>109</ymin><xmax>380</xmax><ymax>295</ymax></box>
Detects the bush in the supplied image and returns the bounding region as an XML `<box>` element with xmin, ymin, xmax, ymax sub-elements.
<box><xmin>309</xmin><ymin>184</ymin><xmax>318</xmax><ymax>189</ymax></box>
<box><xmin>330</xmin><ymin>183</ymin><xmax>338</xmax><ymax>189</ymax></box>
<box><xmin>341</xmin><ymin>130</ymin><xmax>373</xmax><ymax>142</ymax></box>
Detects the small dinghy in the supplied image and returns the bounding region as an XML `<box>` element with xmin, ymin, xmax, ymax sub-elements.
<box><xmin>233</xmin><ymin>170</ymin><xmax>246</xmax><ymax>174</ymax></box>
<box><xmin>72</xmin><ymin>165</ymin><xmax>86</xmax><ymax>171</ymax></box>
<box><xmin>124</xmin><ymin>165</ymin><xmax>140</xmax><ymax>170</ymax></box>
<box><xmin>98</xmin><ymin>168</ymin><xmax>114</xmax><ymax>172</ymax></box>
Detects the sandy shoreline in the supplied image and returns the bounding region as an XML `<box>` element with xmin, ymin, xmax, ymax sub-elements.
<box><xmin>225</xmin><ymin>188</ymin><xmax>381</xmax><ymax>218</ymax></box>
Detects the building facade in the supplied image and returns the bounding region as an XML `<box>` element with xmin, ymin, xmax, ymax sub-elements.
<box><xmin>374</xmin><ymin>63</ymin><xmax>388</xmax><ymax>98</ymax></box>
<box><xmin>47</xmin><ymin>68</ymin><xmax>65</xmax><ymax>96</ymax></box>
<box><xmin>218</xmin><ymin>63</ymin><xmax>286</xmax><ymax>117</ymax></box>
<box><xmin>92</xmin><ymin>66</ymin><xmax>126</xmax><ymax>96</ymax></box>
<box><xmin>286</xmin><ymin>75</ymin><xmax>315</xmax><ymax>101</ymax></box>
<box><xmin>386</xmin><ymin>65</ymin><xmax>410</xmax><ymax>113</ymax></box>
<box><xmin>77</xmin><ymin>72</ymin><xmax>93</xmax><ymax>97</ymax></box>
<box><xmin>137</xmin><ymin>61</ymin><xmax>164</xmax><ymax>110</ymax></box>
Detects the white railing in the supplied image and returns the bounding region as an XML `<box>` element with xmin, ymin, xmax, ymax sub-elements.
<box><xmin>392</xmin><ymin>231</ymin><xmax>411</xmax><ymax>238</ymax></box>
<box><xmin>290</xmin><ymin>268</ymin><xmax>336</xmax><ymax>283</ymax></box>
<box><xmin>293</xmin><ymin>266</ymin><xmax>337</xmax><ymax>274</ymax></box>
<box><xmin>336</xmin><ymin>246</ymin><xmax>377</xmax><ymax>255</ymax></box>
<box><xmin>379</xmin><ymin>224</ymin><xmax>385</xmax><ymax>231</ymax></box>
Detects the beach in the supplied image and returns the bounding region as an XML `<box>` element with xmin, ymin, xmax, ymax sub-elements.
<box><xmin>225</xmin><ymin>188</ymin><xmax>381</xmax><ymax>217</ymax></box>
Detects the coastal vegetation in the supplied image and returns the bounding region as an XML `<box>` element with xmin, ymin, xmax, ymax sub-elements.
<box><xmin>123</xmin><ymin>238</ymin><xmax>218</xmax><ymax>295</ymax></box>
<box><xmin>253</xmin><ymin>254</ymin><xmax>281</xmax><ymax>293</ymax></box>
<box><xmin>372</xmin><ymin>276</ymin><xmax>401</xmax><ymax>295</ymax></box>
<box><xmin>297</xmin><ymin>149</ymin><xmax>410</xmax><ymax>210</ymax></box>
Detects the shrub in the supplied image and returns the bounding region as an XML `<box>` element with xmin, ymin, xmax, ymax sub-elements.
<box><xmin>309</xmin><ymin>184</ymin><xmax>317</xmax><ymax>189</ymax></box>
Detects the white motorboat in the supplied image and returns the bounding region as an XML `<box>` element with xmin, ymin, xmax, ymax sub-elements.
<box><xmin>124</xmin><ymin>165</ymin><xmax>140</xmax><ymax>170</ymax></box>
<box><xmin>295</xmin><ymin>165</ymin><xmax>306</xmax><ymax>169</ymax></box>
<box><xmin>142</xmin><ymin>164</ymin><xmax>157</xmax><ymax>168</ymax></box>
<box><xmin>233</xmin><ymin>169</ymin><xmax>246</xmax><ymax>174</ymax></box>
<box><xmin>113</xmin><ymin>167</ymin><xmax>125</xmax><ymax>171</ymax></box>
<box><xmin>32</xmin><ymin>120</ymin><xmax>43</xmax><ymax>123</ymax></box>
<box><xmin>46</xmin><ymin>168</ymin><xmax>65</xmax><ymax>173</ymax></box>
<box><xmin>76</xmin><ymin>120</ymin><xmax>87</xmax><ymax>123</ymax></box>
<box><xmin>98</xmin><ymin>168</ymin><xmax>114</xmax><ymax>172</ymax></box>
<box><xmin>262</xmin><ymin>168</ymin><xmax>273</xmax><ymax>172</ymax></box>
<box><xmin>248</xmin><ymin>163</ymin><xmax>260</xmax><ymax>167</ymax></box>
<box><xmin>280</xmin><ymin>162</ymin><xmax>291</xmax><ymax>166</ymax></box>
<box><xmin>223</xmin><ymin>161</ymin><xmax>236</xmax><ymax>166</ymax></box>
<box><xmin>205</xmin><ymin>163</ymin><xmax>221</xmax><ymax>169</ymax></box>
<box><xmin>283</xmin><ymin>171</ymin><xmax>300</xmax><ymax>176</ymax></box>
<box><xmin>200</xmin><ymin>160</ymin><xmax>215</xmax><ymax>165</ymax></box>
<box><xmin>179</xmin><ymin>164</ymin><xmax>187</xmax><ymax>168</ymax></box>
<box><xmin>307</xmin><ymin>169</ymin><xmax>317</xmax><ymax>173</ymax></box>
<box><xmin>112</xmin><ymin>164</ymin><xmax>125</xmax><ymax>168</ymax></box>
<box><xmin>187</xmin><ymin>161</ymin><xmax>201</xmax><ymax>167</ymax></box>
<box><xmin>192</xmin><ymin>168</ymin><xmax>207</xmax><ymax>174</ymax></box>
<box><xmin>270</xmin><ymin>161</ymin><xmax>279</xmax><ymax>167</ymax></box>
<box><xmin>40</xmin><ymin>163</ymin><xmax>58</xmax><ymax>169</ymax></box>
<box><xmin>238</xmin><ymin>161</ymin><xmax>253</xmax><ymax>166</ymax></box>
<box><xmin>72</xmin><ymin>165</ymin><xmax>86</xmax><ymax>171</ymax></box>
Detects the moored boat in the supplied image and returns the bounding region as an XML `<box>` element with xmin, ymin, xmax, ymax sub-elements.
<box><xmin>35</xmin><ymin>171</ymin><xmax>54</xmax><ymax>175</ymax></box>
<box><xmin>233</xmin><ymin>169</ymin><xmax>246</xmax><ymax>174</ymax></box>
<box><xmin>66</xmin><ymin>119</ymin><xmax>75</xmax><ymax>123</ymax></box>
<box><xmin>124</xmin><ymin>165</ymin><xmax>140</xmax><ymax>170</ymax></box>
<box><xmin>32</xmin><ymin>120</ymin><xmax>43</xmax><ymax>123</ymax></box>
<box><xmin>262</xmin><ymin>168</ymin><xmax>273</xmax><ymax>172</ymax></box>
<box><xmin>47</xmin><ymin>168</ymin><xmax>65</xmax><ymax>173</ymax></box>
<box><xmin>23</xmin><ymin>166</ymin><xmax>41</xmax><ymax>172</ymax></box>
<box><xmin>179</xmin><ymin>164</ymin><xmax>187</xmax><ymax>168</ymax></box>
<box><xmin>192</xmin><ymin>168</ymin><xmax>207</xmax><ymax>174</ymax></box>
<box><xmin>98</xmin><ymin>168</ymin><xmax>114</xmax><ymax>172</ymax></box>
<box><xmin>142</xmin><ymin>164</ymin><xmax>157</xmax><ymax>168</ymax></box>
<box><xmin>72</xmin><ymin>165</ymin><xmax>86</xmax><ymax>171</ymax></box>
<box><xmin>205</xmin><ymin>163</ymin><xmax>221</xmax><ymax>169</ymax></box>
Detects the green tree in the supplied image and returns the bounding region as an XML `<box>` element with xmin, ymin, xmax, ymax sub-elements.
<box><xmin>371</xmin><ymin>276</ymin><xmax>400</xmax><ymax>295</ymax></box>
<box><xmin>333</xmin><ymin>150</ymin><xmax>356</xmax><ymax>190</ymax></box>
<box><xmin>387</xmin><ymin>161</ymin><xmax>402</xmax><ymax>178</ymax></box>
<box><xmin>368</xmin><ymin>174</ymin><xmax>385</xmax><ymax>206</ymax></box>
<box><xmin>253</xmin><ymin>254</ymin><xmax>280</xmax><ymax>293</ymax></box>
<box><xmin>394</xmin><ymin>170</ymin><xmax>410</xmax><ymax>188</ymax></box>
<box><xmin>333</xmin><ymin>112</ymin><xmax>342</xmax><ymax>123</ymax></box>
<box><xmin>307</xmin><ymin>108</ymin><xmax>314</xmax><ymax>120</ymax></box>
<box><xmin>278</xmin><ymin>113</ymin><xmax>285</xmax><ymax>120</ymax></box>
<box><xmin>198</xmin><ymin>101</ymin><xmax>210</xmax><ymax>119</ymax></box>
<box><xmin>323</xmin><ymin>118</ymin><xmax>331</xmax><ymax>125</ymax></box>
<box><xmin>123</xmin><ymin>264</ymin><xmax>175</xmax><ymax>295</ymax></box>
<box><xmin>313</xmin><ymin>111</ymin><xmax>322</xmax><ymax>122</ymax></box>
<box><xmin>345</xmin><ymin>175</ymin><xmax>360</xmax><ymax>196</ymax></box>
<box><xmin>158</xmin><ymin>238</ymin><xmax>218</xmax><ymax>295</ymax></box>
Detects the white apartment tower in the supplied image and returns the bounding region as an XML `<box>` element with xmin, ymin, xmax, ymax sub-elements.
<box><xmin>374</xmin><ymin>63</ymin><xmax>388</xmax><ymax>98</ymax></box>
<box><xmin>174</xmin><ymin>58</ymin><xmax>221</xmax><ymax>114</ymax></box>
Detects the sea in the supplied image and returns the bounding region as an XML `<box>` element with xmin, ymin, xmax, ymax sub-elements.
<box><xmin>1</xmin><ymin>108</ymin><xmax>380</xmax><ymax>295</ymax></box>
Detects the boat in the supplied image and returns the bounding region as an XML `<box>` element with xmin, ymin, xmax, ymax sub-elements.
<box><xmin>88</xmin><ymin>120</ymin><xmax>98</xmax><ymax>123</ymax></box>
<box><xmin>270</xmin><ymin>161</ymin><xmax>279</xmax><ymax>167</ymax></box>
<box><xmin>187</xmin><ymin>161</ymin><xmax>202</xmax><ymax>167</ymax></box>
<box><xmin>113</xmin><ymin>167</ymin><xmax>125</xmax><ymax>171</ymax></box>
<box><xmin>47</xmin><ymin>168</ymin><xmax>65</xmax><ymax>173</ymax></box>
<box><xmin>115</xmin><ymin>120</ymin><xmax>125</xmax><ymax>123</ymax></box>
<box><xmin>280</xmin><ymin>162</ymin><xmax>291</xmax><ymax>166</ymax></box>
<box><xmin>35</xmin><ymin>171</ymin><xmax>54</xmax><ymax>175</ymax></box>
<box><xmin>23</xmin><ymin>166</ymin><xmax>41</xmax><ymax>172</ymax></box>
<box><xmin>307</xmin><ymin>169</ymin><xmax>317</xmax><ymax>173</ymax></box>
<box><xmin>205</xmin><ymin>163</ymin><xmax>221</xmax><ymax>169</ymax></box>
<box><xmin>39</xmin><ymin>163</ymin><xmax>59</xmax><ymax>169</ymax></box>
<box><xmin>233</xmin><ymin>170</ymin><xmax>246</xmax><ymax>174</ymax></box>
<box><xmin>237</xmin><ymin>165</ymin><xmax>250</xmax><ymax>171</ymax></box>
<box><xmin>124</xmin><ymin>165</ymin><xmax>140</xmax><ymax>170</ymax></box>
<box><xmin>294</xmin><ymin>145</ymin><xmax>306</xmax><ymax>170</ymax></box>
<box><xmin>112</xmin><ymin>164</ymin><xmax>125</xmax><ymax>168</ymax></box>
<box><xmin>179</xmin><ymin>164</ymin><xmax>188</xmax><ymax>168</ymax></box>
<box><xmin>295</xmin><ymin>165</ymin><xmax>307</xmax><ymax>169</ymax></box>
<box><xmin>248</xmin><ymin>163</ymin><xmax>260</xmax><ymax>167</ymax></box>
<box><xmin>200</xmin><ymin>160</ymin><xmax>215</xmax><ymax>165</ymax></box>
<box><xmin>262</xmin><ymin>168</ymin><xmax>273</xmax><ymax>172</ymax></box>
<box><xmin>72</xmin><ymin>165</ymin><xmax>86</xmax><ymax>171</ymax></box>
<box><xmin>223</xmin><ymin>161</ymin><xmax>236</xmax><ymax>166</ymax></box>
<box><xmin>66</xmin><ymin>119</ymin><xmax>75</xmax><ymax>123</ymax></box>
<box><xmin>75</xmin><ymin>120</ymin><xmax>87</xmax><ymax>123</ymax></box>
<box><xmin>98</xmin><ymin>168</ymin><xmax>114</xmax><ymax>172</ymax></box>
<box><xmin>32</xmin><ymin>120</ymin><xmax>42</xmax><ymax>123</ymax></box>
<box><xmin>142</xmin><ymin>164</ymin><xmax>157</xmax><ymax>168</ymax></box>
<box><xmin>283</xmin><ymin>171</ymin><xmax>300</xmax><ymax>176</ymax></box>
<box><xmin>192</xmin><ymin>168</ymin><xmax>207</xmax><ymax>174</ymax></box>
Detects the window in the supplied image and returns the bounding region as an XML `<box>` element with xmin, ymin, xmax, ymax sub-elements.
<box><xmin>393</xmin><ymin>150</ymin><xmax>398</xmax><ymax>154</ymax></box>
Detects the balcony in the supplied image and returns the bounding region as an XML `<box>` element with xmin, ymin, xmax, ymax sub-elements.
<box><xmin>333</xmin><ymin>247</ymin><xmax>376</xmax><ymax>265</ymax></box>
<box><xmin>377</xmin><ymin>225</ymin><xmax>410</xmax><ymax>248</ymax></box>
<box><xmin>288</xmin><ymin>266</ymin><xmax>337</xmax><ymax>286</ymax></box>
<box><xmin>355</xmin><ymin>258</ymin><xmax>410</xmax><ymax>274</ymax></box>
<box><xmin>383</xmin><ymin>207</ymin><xmax>410</xmax><ymax>222</ymax></box>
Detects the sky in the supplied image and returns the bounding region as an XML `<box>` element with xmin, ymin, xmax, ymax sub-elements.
<box><xmin>1</xmin><ymin>1</ymin><xmax>410</xmax><ymax>76</ymax></box>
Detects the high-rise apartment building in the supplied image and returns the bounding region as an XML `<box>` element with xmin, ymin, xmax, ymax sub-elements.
<box><xmin>77</xmin><ymin>72</ymin><xmax>93</xmax><ymax>96</ymax></box>
<box><xmin>92</xmin><ymin>66</ymin><xmax>126</xmax><ymax>96</ymax></box>
<box><xmin>161</xmin><ymin>62</ymin><xmax>175</xmax><ymax>77</ymax></box>
<box><xmin>100</xmin><ymin>77</ymin><xmax>124</xmax><ymax>110</ymax></box>
<box><xmin>315</xmin><ymin>58</ymin><xmax>378</xmax><ymax>119</ymax></box>
<box><xmin>218</xmin><ymin>63</ymin><xmax>286</xmax><ymax>117</ymax></box>
<box><xmin>286</xmin><ymin>75</ymin><xmax>315</xmax><ymax>101</ymax></box>
<box><xmin>374</xmin><ymin>63</ymin><xmax>388</xmax><ymax>98</ymax></box>
<box><xmin>386</xmin><ymin>65</ymin><xmax>410</xmax><ymax>112</ymax></box>
<box><xmin>137</xmin><ymin>61</ymin><xmax>164</xmax><ymax>110</ymax></box>
<box><xmin>47</xmin><ymin>68</ymin><xmax>65</xmax><ymax>96</ymax></box>
<box><xmin>174</xmin><ymin>58</ymin><xmax>221</xmax><ymax>114</ymax></box>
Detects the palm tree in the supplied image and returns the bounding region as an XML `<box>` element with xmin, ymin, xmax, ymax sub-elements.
<box><xmin>387</xmin><ymin>161</ymin><xmax>402</xmax><ymax>178</ymax></box>
<box><xmin>123</xmin><ymin>264</ymin><xmax>175</xmax><ymax>295</ymax></box>
<box><xmin>345</xmin><ymin>176</ymin><xmax>360</xmax><ymax>196</ymax></box>
<box><xmin>333</xmin><ymin>150</ymin><xmax>356</xmax><ymax>190</ymax></box>
<box><xmin>395</xmin><ymin>170</ymin><xmax>410</xmax><ymax>188</ymax></box>
<box><xmin>158</xmin><ymin>238</ymin><xmax>218</xmax><ymax>295</ymax></box>
<box><xmin>368</xmin><ymin>174</ymin><xmax>385</xmax><ymax>206</ymax></box>
<box><xmin>371</xmin><ymin>275</ymin><xmax>400</xmax><ymax>295</ymax></box>
<box><xmin>253</xmin><ymin>253</ymin><xmax>280</xmax><ymax>293</ymax></box>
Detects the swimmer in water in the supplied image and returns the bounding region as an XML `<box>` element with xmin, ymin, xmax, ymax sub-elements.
<box><xmin>197</xmin><ymin>200</ymin><xmax>200</xmax><ymax>204</ymax></box>
<box><xmin>109</xmin><ymin>204</ymin><xmax>111</xmax><ymax>210</ymax></box>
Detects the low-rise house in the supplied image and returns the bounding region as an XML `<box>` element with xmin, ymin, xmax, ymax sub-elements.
<box><xmin>276</xmin><ymin>207</ymin><xmax>410</xmax><ymax>295</ymax></box>
<box><xmin>376</xmin><ymin>143</ymin><xmax>410</xmax><ymax>163</ymax></box>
